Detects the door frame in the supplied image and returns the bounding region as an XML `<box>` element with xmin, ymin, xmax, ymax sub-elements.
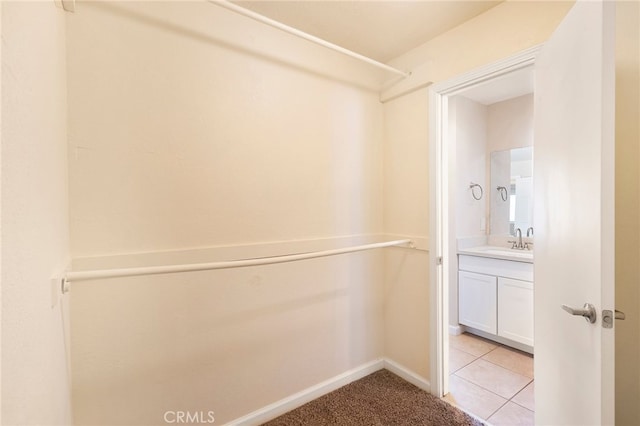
<box><xmin>428</xmin><ymin>45</ymin><xmax>541</xmax><ymax>397</ymax></box>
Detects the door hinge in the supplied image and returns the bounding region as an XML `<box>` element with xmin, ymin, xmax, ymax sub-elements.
<box><xmin>437</xmin><ymin>256</ymin><xmax>443</xmax><ymax>265</ymax></box>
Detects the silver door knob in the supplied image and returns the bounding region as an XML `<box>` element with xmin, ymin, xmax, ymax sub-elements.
<box><xmin>562</xmin><ymin>303</ymin><xmax>597</xmax><ymax>323</ymax></box>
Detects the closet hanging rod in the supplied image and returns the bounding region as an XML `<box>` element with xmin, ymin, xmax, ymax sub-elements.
<box><xmin>207</xmin><ymin>0</ymin><xmax>410</xmax><ymax>78</ymax></box>
<box><xmin>61</xmin><ymin>239</ymin><xmax>413</xmax><ymax>290</ymax></box>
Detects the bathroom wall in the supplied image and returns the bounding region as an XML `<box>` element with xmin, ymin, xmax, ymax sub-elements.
<box><xmin>66</xmin><ymin>2</ymin><xmax>389</xmax><ymax>424</ymax></box>
<box><xmin>487</xmin><ymin>94</ymin><xmax>533</xmax><ymax>153</ymax></box>
<box><xmin>448</xmin><ymin>96</ymin><xmax>488</xmax><ymax>330</ymax></box>
<box><xmin>453</xmin><ymin>96</ymin><xmax>488</xmax><ymax>239</ymax></box>
<box><xmin>1</xmin><ymin>2</ymin><xmax>72</xmax><ymax>424</ymax></box>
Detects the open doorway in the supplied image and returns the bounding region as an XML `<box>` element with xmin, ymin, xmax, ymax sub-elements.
<box><xmin>429</xmin><ymin>48</ymin><xmax>537</xmax><ymax>424</ymax></box>
<box><xmin>428</xmin><ymin>2</ymin><xmax>618</xmax><ymax>423</ymax></box>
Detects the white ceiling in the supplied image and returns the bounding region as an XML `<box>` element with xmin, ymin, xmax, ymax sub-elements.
<box><xmin>233</xmin><ymin>1</ymin><xmax>503</xmax><ymax>63</ymax></box>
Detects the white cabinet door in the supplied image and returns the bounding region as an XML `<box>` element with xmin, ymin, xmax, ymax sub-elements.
<box><xmin>498</xmin><ymin>277</ymin><xmax>534</xmax><ymax>346</ymax></box>
<box><xmin>458</xmin><ymin>271</ymin><xmax>497</xmax><ymax>334</ymax></box>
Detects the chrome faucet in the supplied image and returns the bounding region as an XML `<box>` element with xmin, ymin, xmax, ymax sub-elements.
<box><xmin>526</xmin><ymin>227</ymin><xmax>534</xmax><ymax>237</ymax></box>
<box><xmin>509</xmin><ymin>228</ymin><xmax>524</xmax><ymax>250</ymax></box>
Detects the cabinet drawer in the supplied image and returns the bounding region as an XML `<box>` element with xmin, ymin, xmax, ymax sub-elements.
<box><xmin>459</xmin><ymin>254</ymin><xmax>533</xmax><ymax>281</ymax></box>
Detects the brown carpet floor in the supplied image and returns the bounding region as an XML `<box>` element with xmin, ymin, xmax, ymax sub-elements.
<box><xmin>262</xmin><ymin>369</ymin><xmax>484</xmax><ymax>426</ymax></box>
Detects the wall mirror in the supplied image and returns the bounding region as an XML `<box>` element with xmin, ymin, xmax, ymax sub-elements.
<box><xmin>490</xmin><ymin>146</ymin><xmax>533</xmax><ymax>236</ymax></box>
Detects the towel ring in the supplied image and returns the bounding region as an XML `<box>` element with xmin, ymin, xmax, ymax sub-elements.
<box><xmin>497</xmin><ymin>186</ymin><xmax>508</xmax><ymax>201</ymax></box>
<box><xmin>469</xmin><ymin>182</ymin><xmax>483</xmax><ymax>200</ymax></box>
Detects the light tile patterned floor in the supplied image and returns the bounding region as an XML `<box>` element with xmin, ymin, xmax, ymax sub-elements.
<box><xmin>443</xmin><ymin>333</ymin><xmax>534</xmax><ymax>425</ymax></box>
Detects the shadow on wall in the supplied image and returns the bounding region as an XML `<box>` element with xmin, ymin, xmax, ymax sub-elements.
<box><xmin>69</xmin><ymin>252</ymin><xmax>382</xmax><ymax>425</ymax></box>
<box><xmin>85</xmin><ymin>1</ymin><xmax>386</xmax><ymax>92</ymax></box>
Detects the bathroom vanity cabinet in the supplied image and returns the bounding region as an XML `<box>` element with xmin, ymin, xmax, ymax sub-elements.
<box><xmin>497</xmin><ymin>277</ymin><xmax>534</xmax><ymax>346</ymax></box>
<box><xmin>458</xmin><ymin>253</ymin><xmax>534</xmax><ymax>349</ymax></box>
<box><xmin>458</xmin><ymin>270</ymin><xmax>498</xmax><ymax>334</ymax></box>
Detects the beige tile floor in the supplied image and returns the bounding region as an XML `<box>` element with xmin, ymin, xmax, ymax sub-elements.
<box><xmin>443</xmin><ymin>332</ymin><xmax>534</xmax><ymax>425</ymax></box>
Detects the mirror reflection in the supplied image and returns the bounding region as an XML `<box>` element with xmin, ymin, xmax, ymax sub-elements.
<box><xmin>490</xmin><ymin>146</ymin><xmax>533</xmax><ymax>236</ymax></box>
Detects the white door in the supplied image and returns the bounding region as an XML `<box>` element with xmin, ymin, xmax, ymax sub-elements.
<box><xmin>534</xmin><ymin>0</ymin><xmax>615</xmax><ymax>424</ymax></box>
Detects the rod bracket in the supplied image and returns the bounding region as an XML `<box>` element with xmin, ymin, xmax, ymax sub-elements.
<box><xmin>61</xmin><ymin>0</ymin><xmax>75</xmax><ymax>13</ymax></box>
<box><xmin>51</xmin><ymin>276</ymin><xmax>69</xmax><ymax>307</ymax></box>
<box><xmin>62</xmin><ymin>277</ymin><xmax>71</xmax><ymax>294</ymax></box>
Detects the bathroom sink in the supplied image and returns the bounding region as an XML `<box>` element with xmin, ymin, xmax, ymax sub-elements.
<box><xmin>458</xmin><ymin>245</ymin><xmax>533</xmax><ymax>262</ymax></box>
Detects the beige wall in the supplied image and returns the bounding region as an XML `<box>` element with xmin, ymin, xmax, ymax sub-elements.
<box><xmin>1</xmin><ymin>2</ymin><xmax>72</xmax><ymax>425</ymax></box>
<box><xmin>66</xmin><ymin>2</ymin><xmax>388</xmax><ymax>424</ymax></box>
<box><xmin>66</xmin><ymin>1</ymin><xmax>387</xmax><ymax>258</ymax></box>
<box><xmin>382</xmin><ymin>89</ymin><xmax>430</xmax><ymax>378</ymax></box>
<box><xmin>614</xmin><ymin>1</ymin><xmax>640</xmax><ymax>424</ymax></box>
<box><xmin>71</xmin><ymin>237</ymin><xmax>386</xmax><ymax>425</ymax></box>
<box><xmin>382</xmin><ymin>1</ymin><xmax>573</xmax><ymax>101</ymax></box>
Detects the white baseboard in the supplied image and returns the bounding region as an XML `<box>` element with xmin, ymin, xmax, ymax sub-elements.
<box><xmin>449</xmin><ymin>324</ymin><xmax>464</xmax><ymax>336</ymax></box>
<box><xmin>382</xmin><ymin>358</ymin><xmax>431</xmax><ymax>392</ymax></box>
<box><xmin>225</xmin><ymin>357</ymin><xmax>432</xmax><ymax>425</ymax></box>
<box><xmin>463</xmin><ymin>326</ymin><xmax>533</xmax><ymax>355</ymax></box>
<box><xmin>226</xmin><ymin>359</ymin><xmax>385</xmax><ymax>426</ymax></box>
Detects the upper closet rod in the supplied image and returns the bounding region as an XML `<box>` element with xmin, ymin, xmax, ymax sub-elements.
<box><xmin>208</xmin><ymin>0</ymin><xmax>410</xmax><ymax>78</ymax></box>
<box><xmin>61</xmin><ymin>239</ymin><xmax>413</xmax><ymax>291</ymax></box>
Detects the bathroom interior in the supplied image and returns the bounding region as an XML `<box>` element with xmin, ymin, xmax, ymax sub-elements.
<box><xmin>445</xmin><ymin>67</ymin><xmax>535</xmax><ymax>423</ymax></box>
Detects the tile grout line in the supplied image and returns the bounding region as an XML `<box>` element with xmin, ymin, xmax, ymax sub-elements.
<box><xmin>449</xmin><ymin>334</ymin><xmax>535</xmax><ymax>424</ymax></box>
<box><xmin>509</xmin><ymin>380</ymin><xmax>535</xmax><ymax>412</ymax></box>
<box><xmin>455</xmin><ymin>358</ymin><xmax>532</xmax><ymax>392</ymax></box>
<box><xmin>446</xmin><ymin>374</ymin><xmax>509</xmax><ymax>422</ymax></box>
<box><xmin>449</xmin><ymin>373</ymin><xmax>534</xmax><ymax>421</ymax></box>
<box><xmin>485</xmin><ymin>398</ymin><xmax>510</xmax><ymax>423</ymax></box>
<box><xmin>509</xmin><ymin>398</ymin><xmax>535</xmax><ymax>413</ymax></box>
<box><xmin>480</xmin><ymin>357</ymin><xmax>534</xmax><ymax>380</ymax></box>
<box><xmin>448</xmin><ymin>345</ymin><xmax>480</xmax><ymax>360</ymax></box>
<box><xmin>452</xmin><ymin>337</ymin><xmax>534</xmax><ymax>384</ymax></box>
<box><xmin>480</xmin><ymin>346</ymin><xmax>534</xmax><ymax>375</ymax></box>
<box><xmin>450</xmin><ymin>345</ymin><xmax>497</xmax><ymax>359</ymax></box>
<box><xmin>448</xmin><ymin>349</ymin><xmax>482</xmax><ymax>374</ymax></box>
<box><xmin>451</xmin><ymin>356</ymin><xmax>534</xmax><ymax>415</ymax></box>
<box><xmin>452</xmin><ymin>369</ymin><xmax>529</xmax><ymax>402</ymax></box>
